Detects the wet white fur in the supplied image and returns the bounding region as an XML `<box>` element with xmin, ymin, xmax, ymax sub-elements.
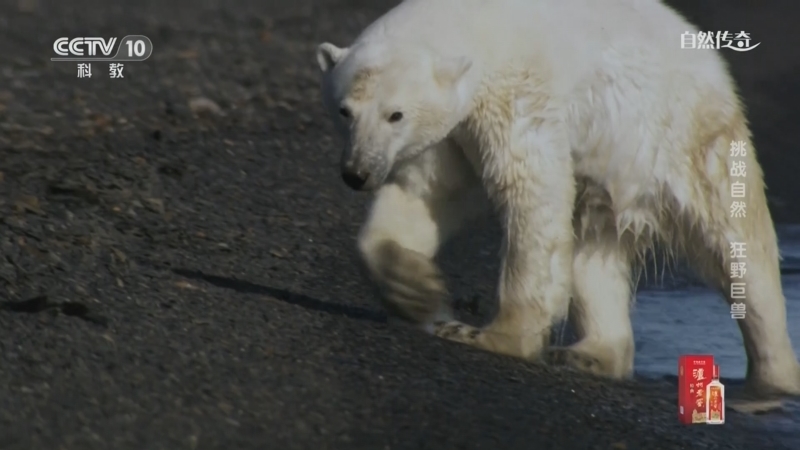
<box><xmin>316</xmin><ymin>0</ymin><xmax>800</xmax><ymax>396</ymax></box>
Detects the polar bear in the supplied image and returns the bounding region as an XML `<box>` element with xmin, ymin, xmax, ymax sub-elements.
<box><xmin>315</xmin><ymin>0</ymin><xmax>800</xmax><ymax>396</ymax></box>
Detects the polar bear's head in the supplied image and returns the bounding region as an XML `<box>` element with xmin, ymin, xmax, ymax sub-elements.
<box><xmin>316</xmin><ymin>40</ymin><xmax>475</xmax><ymax>191</ymax></box>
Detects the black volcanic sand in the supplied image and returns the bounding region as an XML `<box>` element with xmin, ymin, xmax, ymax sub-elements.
<box><xmin>1</xmin><ymin>0</ymin><xmax>799</xmax><ymax>449</ymax></box>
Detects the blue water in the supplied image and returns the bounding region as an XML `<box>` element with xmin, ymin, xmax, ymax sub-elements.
<box><xmin>632</xmin><ymin>224</ymin><xmax>800</xmax><ymax>442</ymax></box>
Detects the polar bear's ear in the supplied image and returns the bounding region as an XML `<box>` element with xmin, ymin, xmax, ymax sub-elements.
<box><xmin>433</xmin><ymin>56</ymin><xmax>473</xmax><ymax>86</ymax></box>
<box><xmin>316</xmin><ymin>43</ymin><xmax>348</xmax><ymax>72</ymax></box>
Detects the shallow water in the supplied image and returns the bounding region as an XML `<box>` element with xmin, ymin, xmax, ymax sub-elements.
<box><xmin>632</xmin><ymin>224</ymin><xmax>800</xmax><ymax>442</ymax></box>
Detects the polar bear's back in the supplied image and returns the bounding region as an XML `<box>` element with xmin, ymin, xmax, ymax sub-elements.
<box><xmin>552</xmin><ymin>1</ymin><xmax>745</xmax><ymax>225</ymax></box>
<box><xmin>355</xmin><ymin>0</ymin><xmax>731</xmax><ymax>90</ymax></box>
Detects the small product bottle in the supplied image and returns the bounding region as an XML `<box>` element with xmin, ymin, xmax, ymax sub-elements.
<box><xmin>705</xmin><ymin>364</ymin><xmax>725</xmax><ymax>424</ymax></box>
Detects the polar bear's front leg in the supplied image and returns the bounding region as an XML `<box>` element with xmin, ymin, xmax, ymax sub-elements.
<box><xmin>435</xmin><ymin>117</ymin><xmax>575</xmax><ymax>360</ymax></box>
<box><xmin>358</xmin><ymin>139</ymin><xmax>489</xmax><ymax>328</ymax></box>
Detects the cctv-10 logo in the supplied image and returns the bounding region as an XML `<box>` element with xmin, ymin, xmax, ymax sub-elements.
<box><xmin>51</xmin><ymin>35</ymin><xmax>153</xmax><ymax>61</ymax></box>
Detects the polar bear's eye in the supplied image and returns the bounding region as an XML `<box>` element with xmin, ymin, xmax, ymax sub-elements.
<box><xmin>339</xmin><ymin>107</ymin><xmax>351</xmax><ymax>118</ymax></box>
<box><xmin>388</xmin><ymin>112</ymin><xmax>403</xmax><ymax>123</ymax></box>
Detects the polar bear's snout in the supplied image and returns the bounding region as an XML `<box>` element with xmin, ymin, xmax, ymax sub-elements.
<box><xmin>341</xmin><ymin>140</ymin><xmax>390</xmax><ymax>191</ymax></box>
<box><xmin>340</xmin><ymin>148</ymin><xmax>386</xmax><ymax>191</ymax></box>
<box><xmin>341</xmin><ymin>163</ymin><xmax>370</xmax><ymax>191</ymax></box>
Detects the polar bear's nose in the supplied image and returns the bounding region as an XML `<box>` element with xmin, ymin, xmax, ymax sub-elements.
<box><xmin>341</xmin><ymin>169</ymin><xmax>369</xmax><ymax>190</ymax></box>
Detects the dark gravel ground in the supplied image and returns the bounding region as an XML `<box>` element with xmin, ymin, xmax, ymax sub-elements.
<box><xmin>1</xmin><ymin>0</ymin><xmax>799</xmax><ymax>449</ymax></box>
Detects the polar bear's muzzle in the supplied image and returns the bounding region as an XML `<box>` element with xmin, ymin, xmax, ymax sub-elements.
<box><xmin>340</xmin><ymin>149</ymin><xmax>386</xmax><ymax>192</ymax></box>
<box><xmin>341</xmin><ymin>157</ymin><xmax>383</xmax><ymax>191</ymax></box>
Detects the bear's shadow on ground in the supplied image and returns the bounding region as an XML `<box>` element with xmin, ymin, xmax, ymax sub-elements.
<box><xmin>172</xmin><ymin>269</ymin><xmax>388</xmax><ymax>323</ymax></box>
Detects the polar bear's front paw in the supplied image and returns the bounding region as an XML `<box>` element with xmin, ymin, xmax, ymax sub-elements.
<box><xmin>433</xmin><ymin>319</ymin><xmax>547</xmax><ymax>360</ymax></box>
<box><xmin>434</xmin><ymin>320</ymin><xmax>483</xmax><ymax>341</ymax></box>
<box><xmin>372</xmin><ymin>240</ymin><xmax>452</xmax><ymax>325</ymax></box>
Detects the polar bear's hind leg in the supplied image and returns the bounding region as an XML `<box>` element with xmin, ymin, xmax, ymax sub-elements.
<box><xmin>668</xmin><ymin>103</ymin><xmax>800</xmax><ymax>396</ymax></box>
<box><xmin>682</xmin><ymin>132</ymin><xmax>800</xmax><ymax>396</ymax></box>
